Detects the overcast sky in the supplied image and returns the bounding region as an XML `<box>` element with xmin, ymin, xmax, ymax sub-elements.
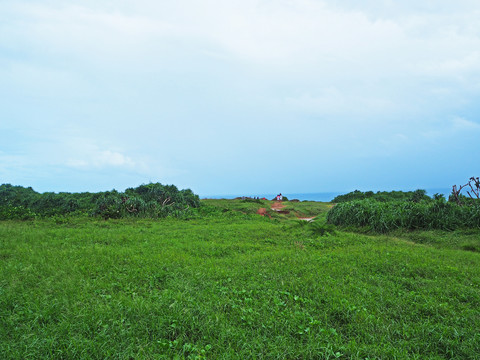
<box><xmin>1</xmin><ymin>0</ymin><xmax>479</xmax><ymax>196</ymax></box>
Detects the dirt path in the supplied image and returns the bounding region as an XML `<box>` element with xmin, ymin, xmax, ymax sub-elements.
<box><xmin>258</xmin><ymin>201</ymin><xmax>317</xmax><ymax>221</ymax></box>
<box><xmin>272</xmin><ymin>201</ymin><xmax>316</xmax><ymax>221</ymax></box>
<box><xmin>257</xmin><ymin>201</ymin><xmax>286</xmax><ymax>218</ymax></box>
<box><xmin>270</xmin><ymin>201</ymin><xmax>285</xmax><ymax>211</ymax></box>
<box><xmin>297</xmin><ymin>216</ymin><xmax>316</xmax><ymax>221</ymax></box>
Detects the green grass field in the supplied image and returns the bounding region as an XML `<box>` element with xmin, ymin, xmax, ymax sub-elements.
<box><xmin>1</xmin><ymin>200</ymin><xmax>479</xmax><ymax>359</ymax></box>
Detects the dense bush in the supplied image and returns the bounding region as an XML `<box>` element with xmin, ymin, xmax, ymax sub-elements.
<box><xmin>0</xmin><ymin>205</ymin><xmax>37</xmax><ymax>220</ymax></box>
<box><xmin>0</xmin><ymin>183</ymin><xmax>200</xmax><ymax>220</ymax></box>
<box><xmin>327</xmin><ymin>199</ymin><xmax>480</xmax><ymax>232</ymax></box>
<box><xmin>332</xmin><ymin>189</ymin><xmax>430</xmax><ymax>203</ymax></box>
<box><xmin>93</xmin><ymin>185</ymin><xmax>199</xmax><ymax>219</ymax></box>
<box><xmin>0</xmin><ymin>184</ymin><xmax>97</xmax><ymax>218</ymax></box>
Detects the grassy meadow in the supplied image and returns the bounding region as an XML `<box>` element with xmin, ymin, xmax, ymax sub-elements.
<box><xmin>1</xmin><ymin>199</ymin><xmax>480</xmax><ymax>359</ymax></box>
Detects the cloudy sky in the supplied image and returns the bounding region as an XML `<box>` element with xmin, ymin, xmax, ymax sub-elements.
<box><xmin>1</xmin><ymin>0</ymin><xmax>479</xmax><ymax>196</ymax></box>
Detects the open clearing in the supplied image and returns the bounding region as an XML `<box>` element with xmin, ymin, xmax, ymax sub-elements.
<box><xmin>1</xmin><ymin>199</ymin><xmax>479</xmax><ymax>359</ymax></box>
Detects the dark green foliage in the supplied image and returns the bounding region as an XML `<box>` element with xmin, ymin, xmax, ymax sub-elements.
<box><xmin>332</xmin><ymin>189</ymin><xmax>430</xmax><ymax>203</ymax></box>
<box><xmin>0</xmin><ymin>184</ymin><xmax>99</xmax><ymax>219</ymax></box>
<box><xmin>0</xmin><ymin>205</ymin><xmax>37</xmax><ymax>220</ymax></box>
<box><xmin>94</xmin><ymin>193</ymin><xmax>123</xmax><ymax>219</ymax></box>
<box><xmin>0</xmin><ymin>183</ymin><xmax>200</xmax><ymax>220</ymax></box>
<box><xmin>409</xmin><ymin>189</ymin><xmax>428</xmax><ymax>203</ymax></box>
<box><xmin>449</xmin><ymin>193</ymin><xmax>480</xmax><ymax>206</ymax></box>
<box><xmin>327</xmin><ymin>199</ymin><xmax>480</xmax><ymax>232</ymax></box>
<box><xmin>31</xmin><ymin>192</ymin><xmax>80</xmax><ymax>216</ymax></box>
<box><xmin>0</xmin><ymin>184</ymin><xmax>39</xmax><ymax>208</ymax></box>
<box><xmin>308</xmin><ymin>222</ymin><xmax>336</xmax><ymax>236</ymax></box>
<box><xmin>91</xmin><ymin>184</ymin><xmax>200</xmax><ymax>219</ymax></box>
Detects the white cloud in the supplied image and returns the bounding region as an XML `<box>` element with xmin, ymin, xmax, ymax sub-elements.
<box><xmin>285</xmin><ymin>89</ymin><xmax>345</xmax><ymax>115</ymax></box>
<box><xmin>1</xmin><ymin>0</ymin><xmax>480</xmax><ymax>193</ymax></box>
<box><xmin>2</xmin><ymin>61</ymin><xmax>89</xmax><ymax>98</ymax></box>
<box><xmin>95</xmin><ymin>150</ymin><xmax>135</xmax><ymax>167</ymax></box>
<box><xmin>452</xmin><ymin>117</ymin><xmax>480</xmax><ymax>131</ymax></box>
<box><xmin>1</xmin><ymin>3</ymin><xmax>174</xmax><ymax>70</ymax></box>
<box><xmin>422</xmin><ymin>117</ymin><xmax>480</xmax><ymax>139</ymax></box>
<box><xmin>435</xmin><ymin>51</ymin><xmax>480</xmax><ymax>74</ymax></box>
<box><xmin>3</xmin><ymin>0</ymin><xmax>477</xmax><ymax>120</ymax></box>
<box><xmin>64</xmin><ymin>138</ymin><xmax>137</xmax><ymax>170</ymax></box>
<box><xmin>67</xmin><ymin>150</ymin><xmax>135</xmax><ymax>169</ymax></box>
<box><xmin>3</xmin><ymin>0</ymin><xmax>478</xmax><ymax>75</ymax></box>
<box><xmin>284</xmin><ymin>89</ymin><xmax>396</xmax><ymax>117</ymax></box>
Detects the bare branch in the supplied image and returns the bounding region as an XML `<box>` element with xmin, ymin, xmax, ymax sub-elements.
<box><xmin>451</xmin><ymin>177</ymin><xmax>480</xmax><ymax>204</ymax></box>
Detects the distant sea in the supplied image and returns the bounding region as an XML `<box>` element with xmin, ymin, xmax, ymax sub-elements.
<box><xmin>202</xmin><ymin>188</ymin><xmax>452</xmax><ymax>202</ymax></box>
<box><xmin>202</xmin><ymin>192</ymin><xmax>339</xmax><ymax>202</ymax></box>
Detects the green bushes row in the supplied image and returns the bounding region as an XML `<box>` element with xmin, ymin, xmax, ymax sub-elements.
<box><xmin>332</xmin><ymin>189</ymin><xmax>430</xmax><ymax>203</ymax></box>
<box><xmin>327</xmin><ymin>199</ymin><xmax>480</xmax><ymax>232</ymax></box>
<box><xmin>0</xmin><ymin>184</ymin><xmax>85</xmax><ymax>218</ymax></box>
<box><xmin>94</xmin><ymin>184</ymin><xmax>200</xmax><ymax>219</ymax></box>
<box><xmin>0</xmin><ymin>183</ymin><xmax>200</xmax><ymax>220</ymax></box>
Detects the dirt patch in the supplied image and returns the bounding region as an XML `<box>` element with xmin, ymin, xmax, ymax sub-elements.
<box><xmin>257</xmin><ymin>208</ymin><xmax>272</xmax><ymax>218</ymax></box>
<box><xmin>271</xmin><ymin>201</ymin><xmax>290</xmax><ymax>214</ymax></box>
<box><xmin>257</xmin><ymin>208</ymin><xmax>267</xmax><ymax>216</ymax></box>
<box><xmin>271</xmin><ymin>201</ymin><xmax>285</xmax><ymax>211</ymax></box>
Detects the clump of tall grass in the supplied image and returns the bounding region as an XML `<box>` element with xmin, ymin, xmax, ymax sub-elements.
<box><xmin>327</xmin><ymin>199</ymin><xmax>480</xmax><ymax>232</ymax></box>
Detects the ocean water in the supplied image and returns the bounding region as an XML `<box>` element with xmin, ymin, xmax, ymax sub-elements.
<box><xmin>202</xmin><ymin>188</ymin><xmax>453</xmax><ymax>202</ymax></box>
<box><xmin>283</xmin><ymin>192</ymin><xmax>341</xmax><ymax>202</ymax></box>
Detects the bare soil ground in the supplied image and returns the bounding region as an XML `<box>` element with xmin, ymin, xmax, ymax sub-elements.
<box><xmin>270</xmin><ymin>201</ymin><xmax>285</xmax><ymax>211</ymax></box>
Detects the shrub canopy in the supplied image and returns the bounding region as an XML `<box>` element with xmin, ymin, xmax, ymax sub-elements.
<box><xmin>0</xmin><ymin>183</ymin><xmax>200</xmax><ymax>220</ymax></box>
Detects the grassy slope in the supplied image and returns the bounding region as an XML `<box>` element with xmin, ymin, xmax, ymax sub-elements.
<box><xmin>201</xmin><ymin>199</ymin><xmax>333</xmax><ymax>219</ymax></box>
<box><xmin>0</xmin><ymin>201</ymin><xmax>479</xmax><ymax>359</ymax></box>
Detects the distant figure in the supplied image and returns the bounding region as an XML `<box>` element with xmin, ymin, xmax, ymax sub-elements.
<box><xmin>279</xmin><ymin>193</ymin><xmax>283</xmax><ymax>201</ymax></box>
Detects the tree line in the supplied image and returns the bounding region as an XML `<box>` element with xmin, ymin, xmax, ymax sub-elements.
<box><xmin>0</xmin><ymin>183</ymin><xmax>200</xmax><ymax>220</ymax></box>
